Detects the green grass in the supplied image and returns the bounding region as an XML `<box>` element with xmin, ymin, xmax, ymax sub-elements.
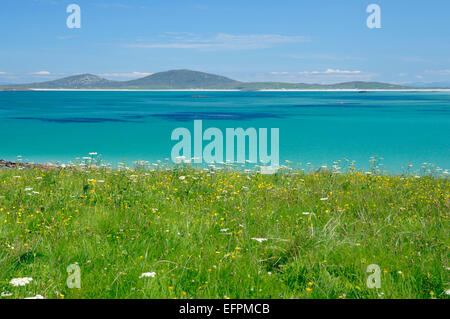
<box><xmin>0</xmin><ymin>166</ymin><xmax>448</xmax><ymax>299</ymax></box>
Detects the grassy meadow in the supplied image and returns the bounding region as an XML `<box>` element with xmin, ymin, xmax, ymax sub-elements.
<box><xmin>0</xmin><ymin>164</ymin><xmax>448</xmax><ymax>299</ymax></box>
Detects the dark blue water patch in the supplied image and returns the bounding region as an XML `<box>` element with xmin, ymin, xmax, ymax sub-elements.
<box><xmin>10</xmin><ymin>116</ymin><xmax>134</xmax><ymax>123</ymax></box>
<box><xmin>268</xmin><ymin>102</ymin><xmax>373</xmax><ymax>108</ymax></box>
<box><xmin>416</xmin><ymin>108</ymin><xmax>450</xmax><ymax>113</ymax></box>
<box><xmin>147</xmin><ymin>112</ymin><xmax>284</xmax><ymax>122</ymax></box>
<box><xmin>122</xmin><ymin>114</ymin><xmax>150</xmax><ymax>119</ymax></box>
<box><xmin>318</xmin><ymin>94</ymin><xmax>450</xmax><ymax>103</ymax></box>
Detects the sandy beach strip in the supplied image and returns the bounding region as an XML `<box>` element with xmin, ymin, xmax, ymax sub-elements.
<box><xmin>28</xmin><ymin>88</ymin><xmax>450</xmax><ymax>92</ymax></box>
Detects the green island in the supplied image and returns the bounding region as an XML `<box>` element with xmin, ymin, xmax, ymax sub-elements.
<box><xmin>7</xmin><ymin>70</ymin><xmax>423</xmax><ymax>90</ymax></box>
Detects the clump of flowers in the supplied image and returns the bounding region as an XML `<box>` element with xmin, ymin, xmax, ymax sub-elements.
<box><xmin>25</xmin><ymin>294</ymin><xmax>44</xmax><ymax>299</ymax></box>
<box><xmin>10</xmin><ymin>277</ymin><xmax>33</xmax><ymax>287</ymax></box>
<box><xmin>251</xmin><ymin>238</ymin><xmax>267</xmax><ymax>243</ymax></box>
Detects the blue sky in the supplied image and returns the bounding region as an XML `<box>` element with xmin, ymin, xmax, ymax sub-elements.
<box><xmin>1</xmin><ymin>0</ymin><xmax>449</xmax><ymax>84</ymax></box>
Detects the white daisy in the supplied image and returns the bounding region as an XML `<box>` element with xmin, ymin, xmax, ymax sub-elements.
<box><xmin>251</xmin><ymin>238</ymin><xmax>268</xmax><ymax>243</ymax></box>
<box><xmin>139</xmin><ymin>272</ymin><xmax>156</xmax><ymax>278</ymax></box>
<box><xmin>10</xmin><ymin>277</ymin><xmax>33</xmax><ymax>287</ymax></box>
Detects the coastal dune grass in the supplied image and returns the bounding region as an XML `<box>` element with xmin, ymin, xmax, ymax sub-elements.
<box><xmin>0</xmin><ymin>165</ymin><xmax>448</xmax><ymax>299</ymax></box>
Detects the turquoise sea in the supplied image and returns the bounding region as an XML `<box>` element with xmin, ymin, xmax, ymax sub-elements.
<box><xmin>0</xmin><ymin>91</ymin><xmax>449</xmax><ymax>173</ymax></box>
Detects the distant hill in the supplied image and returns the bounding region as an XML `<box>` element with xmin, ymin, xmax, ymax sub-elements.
<box><xmin>407</xmin><ymin>81</ymin><xmax>450</xmax><ymax>88</ymax></box>
<box><xmin>236</xmin><ymin>81</ymin><xmax>409</xmax><ymax>90</ymax></box>
<box><xmin>19</xmin><ymin>74</ymin><xmax>119</xmax><ymax>89</ymax></box>
<box><xmin>124</xmin><ymin>69</ymin><xmax>241</xmax><ymax>89</ymax></box>
<box><xmin>0</xmin><ymin>86</ymin><xmax>31</xmax><ymax>91</ymax></box>
<box><xmin>10</xmin><ymin>69</ymin><xmax>445</xmax><ymax>90</ymax></box>
<box><xmin>320</xmin><ymin>81</ymin><xmax>408</xmax><ymax>90</ymax></box>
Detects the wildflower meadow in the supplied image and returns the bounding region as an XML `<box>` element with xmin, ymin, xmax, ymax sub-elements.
<box><xmin>0</xmin><ymin>163</ymin><xmax>448</xmax><ymax>299</ymax></box>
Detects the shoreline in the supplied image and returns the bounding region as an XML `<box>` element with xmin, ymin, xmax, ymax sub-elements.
<box><xmin>21</xmin><ymin>88</ymin><xmax>450</xmax><ymax>92</ymax></box>
<box><xmin>0</xmin><ymin>159</ymin><xmax>64</xmax><ymax>169</ymax></box>
<box><xmin>2</xmin><ymin>159</ymin><xmax>448</xmax><ymax>177</ymax></box>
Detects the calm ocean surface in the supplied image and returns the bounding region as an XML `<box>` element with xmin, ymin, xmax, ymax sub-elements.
<box><xmin>0</xmin><ymin>91</ymin><xmax>449</xmax><ymax>173</ymax></box>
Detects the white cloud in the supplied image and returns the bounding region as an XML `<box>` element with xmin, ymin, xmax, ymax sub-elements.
<box><xmin>402</xmin><ymin>57</ymin><xmax>426</xmax><ymax>62</ymax></box>
<box><xmin>93</xmin><ymin>2</ymin><xmax>132</xmax><ymax>9</ymax></box>
<box><xmin>270</xmin><ymin>72</ymin><xmax>290</xmax><ymax>75</ymax></box>
<box><xmin>299</xmin><ymin>69</ymin><xmax>361</xmax><ymax>75</ymax></box>
<box><xmin>325</xmin><ymin>69</ymin><xmax>361</xmax><ymax>74</ymax></box>
<box><xmin>132</xmin><ymin>43</ymin><xmax>211</xmax><ymax>49</ymax></box>
<box><xmin>271</xmin><ymin>69</ymin><xmax>362</xmax><ymax>76</ymax></box>
<box><xmin>32</xmin><ymin>71</ymin><xmax>51</xmax><ymax>75</ymax></box>
<box><xmin>127</xmin><ymin>33</ymin><xmax>309</xmax><ymax>51</ymax></box>
<box><xmin>425</xmin><ymin>69</ymin><xmax>450</xmax><ymax>75</ymax></box>
<box><xmin>0</xmin><ymin>72</ymin><xmax>6</xmax><ymax>75</ymax></box>
<box><xmin>285</xmin><ymin>54</ymin><xmax>365</xmax><ymax>62</ymax></box>
<box><xmin>267</xmin><ymin>69</ymin><xmax>376</xmax><ymax>84</ymax></box>
<box><xmin>57</xmin><ymin>35</ymin><xmax>74</xmax><ymax>40</ymax></box>
<box><xmin>101</xmin><ymin>72</ymin><xmax>153</xmax><ymax>78</ymax></box>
